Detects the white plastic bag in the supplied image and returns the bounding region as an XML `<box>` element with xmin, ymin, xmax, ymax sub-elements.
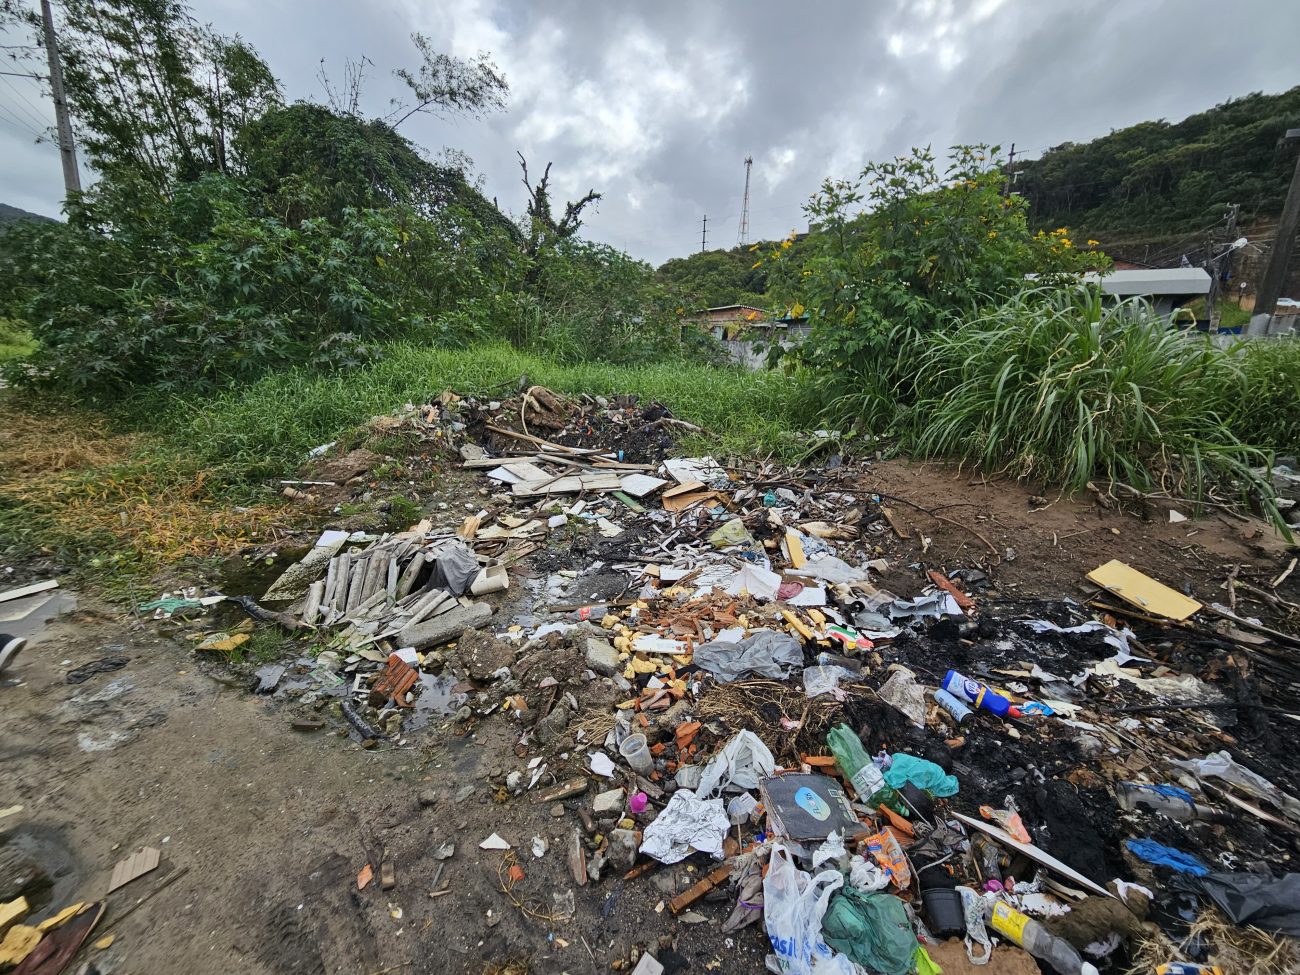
<box><xmin>763</xmin><ymin>844</ymin><xmax>853</xmax><ymax>975</ymax></box>
<box><xmin>695</xmin><ymin>730</ymin><xmax>776</xmax><ymax>797</ymax></box>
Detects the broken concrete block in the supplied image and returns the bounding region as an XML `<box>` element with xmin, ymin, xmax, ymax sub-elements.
<box><xmin>607</xmin><ymin>828</ymin><xmax>639</xmax><ymax>871</ymax></box>
<box><xmin>593</xmin><ymin>787</ymin><xmax>625</xmax><ymax>816</ymax></box>
<box><xmin>583</xmin><ymin>637</ymin><xmax>620</xmax><ymax>677</ymax></box>
<box><xmin>454</xmin><ymin>628</ymin><xmax>514</xmax><ymax>681</ymax></box>
<box><xmin>398</xmin><ymin>602</ymin><xmax>492</xmax><ymax>651</ymax></box>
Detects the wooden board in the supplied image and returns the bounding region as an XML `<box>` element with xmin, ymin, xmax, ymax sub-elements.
<box><xmin>1086</xmin><ymin>559</ymin><xmax>1201</xmax><ymax>620</ymax></box>
<box><xmin>511</xmin><ymin>472</ymin><xmax>621</xmax><ymax>497</ymax></box>
<box><xmin>107</xmin><ymin>847</ymin><xmax>160</xmax><ymax>892</ymax></box>
<box><xmin>951</xmin><ymin>813</ymin><xmax>1112</xmax><ymax>898</ymax></box>
<box><xmin>0</xmin><ymin>580</ymin><xmax>58</xmax><ymax>605</ymax></box>
<box><xmin>618</xmin><ymin>473</ymin><xmax>669</xmax><ymax>498</ymax></box>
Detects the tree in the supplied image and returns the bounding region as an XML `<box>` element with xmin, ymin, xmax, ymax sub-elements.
<box><xmin>389</xmin><ymin>35</ymin><xmax>507</xmax><ymax>129</ymax></box>
<box><xmin>1</xmin><ymin>0</ymin><xmax>281</xmax><ymax>186</ymax></box>
<box><xmin>516</xmin><ymin>151</ymin><xmax>600</xmax><ymax>289</ymax></box>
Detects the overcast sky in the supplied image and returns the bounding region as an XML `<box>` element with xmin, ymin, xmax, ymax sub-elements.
<box><xmin>3</xmin><ymin>0</ymin><xmax>1299</xmax><ymax>265</ymax></box>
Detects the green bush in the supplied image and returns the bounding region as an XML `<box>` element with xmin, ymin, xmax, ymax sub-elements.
<box><xmin>907</xmin><ymin>286</ymin><xmax>1275</xmax><ymax>509</ymax></box>
<box><xmin>766</xmin><ymin>146</ymin><xmax>1109</xmax><ymax>430</ymax></box>
<box><xmin>1232</xmin><ymin>336</ymin><xmax>1300</xmax><ymax>455</ymax></box>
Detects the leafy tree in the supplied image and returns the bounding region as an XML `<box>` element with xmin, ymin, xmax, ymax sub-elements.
<box><xmin>1</xmin><ymin>0</ymin><xmax>281</xmax><ymax>185</ymax></box>
<box><xmin>655</xmin><ymin>246</ymin><xmax>772</xmax><ymax>310</ymax></box>
<box><xmin>389</xmin><ymin>35</ymin><xmax>507</xmax><ymax>129</ymax></box>
<box><xmin>769</xmin><ymin>146</ymin><xmax>1108</xmax><ymax>428</ymax></box>
<box><xmin>516</xmin><ymin>152</ymin><xmax>601</xmax><ymax>291</ymax></box>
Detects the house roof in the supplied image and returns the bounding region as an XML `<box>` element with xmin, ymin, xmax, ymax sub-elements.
<box><xmin>1083</xmin><ymin>267</ymin><xmax>1211</xmax><ymax>297</ymax></box>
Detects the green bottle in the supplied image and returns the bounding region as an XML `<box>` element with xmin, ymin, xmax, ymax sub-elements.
<box><xmin>828</xmin><ymin>724</ymin><xmax>906</xmax><ymax>815</ymax></box>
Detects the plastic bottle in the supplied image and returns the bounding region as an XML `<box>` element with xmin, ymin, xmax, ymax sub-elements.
<box><xmin>1116</xmin><ymin>783</ymin><xmax>1231</xmax><ymax>824</ymax></box>
<box><xmin>941</xmin><ymin>669</ymin><xmax>1023</xmax><ymax>719</ymax></box>
<box><xmin>566</xmin><ymin>604</ymin><xmax>609</xmax><ymax>622</ymax></box>
<box><xmin>1154</xmin><ymin>965</ymin><xmax>1224</xmax><ymax>975</ymax></box>
<box><xmin>988</xmin><ymin>901</ymin><xmax>1099</xmax><ymax>975</ymax></box>
<box><xmin>827</xmin><ymin>724</ymin><xmax>905</xmax><ymax>814</ymax></box>
<box><xmin>933</xmin><ymin>688</ymin><xmax>973</xmax><ymax>723</ymax></box>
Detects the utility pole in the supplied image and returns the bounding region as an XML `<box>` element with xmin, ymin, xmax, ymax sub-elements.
<box><xmin>700</xmin><ymin>214</ymin><xmax>708</xmax><ymax>254</ymax></box>
<box><xmin>1249</xmin><ymin>128</ymin><xmax>1300</xmax><ymax>337</ymax></box>
<box><xmin>1206</xmin><ymin>204</ymin><xmax>1239</xmax><ymax>325</ymax></box>
<box><xmin>1002</xmin><ymin>142</ymin><xmax>1016</xmax><ymax>197</ymax></box>
<box><xmin>40</xmin><ymin>0</ymin><xmax>80</xmax><ymax>195</ymax></box>
<box><xmin>736</xmin><ymin>156</ymin><xmax>752</xmax><ymax>247</ymax></box>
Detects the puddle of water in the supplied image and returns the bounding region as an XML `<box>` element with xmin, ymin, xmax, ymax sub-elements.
<box><xmin>406</xmin><ymin>672</ymin><xmax>467</xmax><ymax>732</ymax></box>
<box><xmin>0</xmin><ymin>825</ymin><xmax>81</xmax><ymax>921</ymax></box>
<box><xmin>0</xmin><ymin>590</ymin><xmax>78</xmax><ymax>641</ymax></box>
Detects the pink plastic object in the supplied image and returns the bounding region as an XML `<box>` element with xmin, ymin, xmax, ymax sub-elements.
<box><xmin>629</xmin><ymin>791</ymin><xmax>649</xmax><ymax>815</ymax></box>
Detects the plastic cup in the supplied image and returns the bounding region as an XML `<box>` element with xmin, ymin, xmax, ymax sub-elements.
<box><xmin>619</xmin><ymin>734</ymin><xmax>654</xmax><ymax>774</ymax></box>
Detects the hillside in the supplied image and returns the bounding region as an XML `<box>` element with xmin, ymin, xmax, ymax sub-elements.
<box><xmin>1014</xmin><ymin>87</ymin><xmax>1300</xmax><ymax>240</ymax></box>
<box><xmin>0</xmin><ymin>203</ymin><xmax>55</xmax><ymax>228</ymax></box>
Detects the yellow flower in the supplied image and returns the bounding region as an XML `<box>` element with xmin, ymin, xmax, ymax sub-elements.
<box><xmin>1087</xmin><ymin>239</ymin><xmax>1099</xmax><ymax>247</ymax></box>
<box><xmin>1062</xmin><ymin>238</ymin><xmax>1072</xmax><ymax>248</ymax></box>
<box><xmin>748</xmin><ymin>244</ymin><xmax>759</xmax><ymax>252</ymax></box>
<box><xmin>751</xmin><ymin>260</ymin><xmax>762</xmax><ymax>269</ymax></box>
<box><xmin>987</xmin><ymin>231</ymin><xmax>998</xmax><ymax>239</ymax></box>
<box><xmin>1054</xmin><ymin>227</ymin><xmax>1068</xmax><ymax>236</ymax></box>
<box><xmin>781</xmin><ymin>240</ymin><xmax>792</xmax><ymax>250</ymax></box>
<box><xmin>802</xmin><ymin>270</ymin><xmax>812</xmax><ymax>276</ymax></box>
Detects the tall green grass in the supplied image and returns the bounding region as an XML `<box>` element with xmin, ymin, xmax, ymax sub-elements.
<box><xmin>907</xmin><ymin>287</ymin><xmax>1277</xmax><ymax>513</ymax></box>
<box><xmin>166</xmin><ymin>343</ymin><xmax>817</xmax><ymax>478</ymax></box>
<box><xmin>1233</xmin><ymin>336</ymin><xmax>1300</xmax><ymax>455</ymax></box>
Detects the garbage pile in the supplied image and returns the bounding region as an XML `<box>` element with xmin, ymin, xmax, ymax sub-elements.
<box><xmin>216</xmin><ymin>387</ymin><xmax>1299</xmax><ymax>974</ymax></box>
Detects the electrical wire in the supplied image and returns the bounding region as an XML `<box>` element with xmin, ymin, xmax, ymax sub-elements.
<box><xmin>0</xmin><ymin>102</ymin><xmax>43</xmax><ymax>139</ymax></box>
<box><xmin>0</xmin><ymin>72</ymin><xmax>49</xmax><ymax>132</ymax></box>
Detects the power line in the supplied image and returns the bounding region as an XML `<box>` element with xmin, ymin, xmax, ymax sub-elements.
<box><xmin>0</xmin><ymin>73</ymin><xmax>50</xmax><ymax>132</ymax></box>
<box><xmin>0</xmin><ymin>102</ymin><xmax>43</xmax><ymax>139</ymax></box>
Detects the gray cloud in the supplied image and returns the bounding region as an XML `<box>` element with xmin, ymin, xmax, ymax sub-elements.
<box><xmin>3</xmin><ymin>0</ymin><xmax>1299</xmax><ymax>262</ymax></box>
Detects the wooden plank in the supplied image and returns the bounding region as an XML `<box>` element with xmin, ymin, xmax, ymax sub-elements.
<box><xmin>0</xmin><ymin>579</ymin><xmax>58</xmax><ymax>605</ymax></box>
<box><xmin>619</xmin><ymin>473</ymin><xmax>669</xmax><ymax>497</ymax></box>
<box><xmin>512</xmin><ymin>472</ymin><xmax>622</xmax><ymax>497</ymax></box>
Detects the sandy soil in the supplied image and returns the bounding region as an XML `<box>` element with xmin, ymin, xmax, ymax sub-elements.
<box><xmin>2</xmin><ymin>457</ymin><xmax>1296</xmax><ymax>975</ymax></box>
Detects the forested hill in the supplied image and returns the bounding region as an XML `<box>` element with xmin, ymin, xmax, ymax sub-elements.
<box><xmin>1014</xmin><ymin>87</ymin><xmax>1300</xmax><ymax>239</ymax></box>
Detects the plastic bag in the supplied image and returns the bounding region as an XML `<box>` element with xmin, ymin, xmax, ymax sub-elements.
<box><xmin>694</xmin><ymin>630</ymin><xmax>804</xmax><ymax>683</ymax></box>
<box><xmin>957</xmin><ymin>886</ymin><xmax>992</xmax><ymax>965</ymax></box>
<box><xmin>820</xmin><ymin>887</ymin><xmax>919</xmax><ymax>975</ymax></box>
<box><xmin>877</xmin><ymin>667</ymin><xmax>927</xmax><ymax>726</ymax></box>
<box><xmin>695</xmin><ymin>730</ymin><xmax>776</xmax><ymax>797</ymax></box>
<box><xmin>763</xmin><ymin>844</ymin><xmax>851</xmax><ymax>975</ymax></box>
<box><xmin>848</xmin><ymin>853</ymin><xmax>890</xmax><ymax>892</ymax></box>
<box><xmin>883</xmin><ymin>753</ymin><xmax>960</xmax><ymax>798</ymax></box>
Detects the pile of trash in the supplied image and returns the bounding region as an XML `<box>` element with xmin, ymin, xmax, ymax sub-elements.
<box><xmin>198</xmin><ymin>387</ymin><xmax>1299</xmax><ymax>974</ymax></box>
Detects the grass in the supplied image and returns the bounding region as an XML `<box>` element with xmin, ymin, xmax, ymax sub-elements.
<box><xmin>169</xmin><ymin>342</ymin><xmax>817</xmax><ymax>479</ymax></box>
<box><xmin>907</xmin><ymin>287</ymin><xmax>1282</xmax><ymax>522</ymax></box>
<box><xmin>0</xmin><ymin>345</ymin><xmax>813</xmax><ymax>592</ymax></box>
<box><xmin>0</xmin><ymin>318</ymin><xmax>37</xmax><ymax>361</ymax></box>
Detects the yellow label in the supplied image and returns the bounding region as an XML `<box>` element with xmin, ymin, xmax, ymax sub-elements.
<box><xmin>990</xmin><ymin>902</ymin><xmax>1030</xmax><ymax>946</ymax></box>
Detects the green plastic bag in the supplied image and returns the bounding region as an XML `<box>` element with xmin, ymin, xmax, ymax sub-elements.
<box><xmin>820</xmin><ymin>888</ymin><xmax>919</xmax><ymax>975</ymax></box>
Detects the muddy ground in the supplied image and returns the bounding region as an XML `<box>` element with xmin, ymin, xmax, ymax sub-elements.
<box><xmin>2</xmin><ymin>452</ymin><xmax>1298</xmax><ymax>975</ymax></box>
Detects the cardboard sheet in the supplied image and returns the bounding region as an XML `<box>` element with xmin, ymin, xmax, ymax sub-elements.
<box><xmin>1086</xmin><ymin>559</ymin><xmax>1201</xmax><ymax>620</ymax></box>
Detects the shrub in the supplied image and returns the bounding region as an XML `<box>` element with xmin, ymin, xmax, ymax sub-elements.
<box><xmin>908</xmin><ymin>286</ymin><xmax>1275</xmax><ymax>510</ymax></box>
